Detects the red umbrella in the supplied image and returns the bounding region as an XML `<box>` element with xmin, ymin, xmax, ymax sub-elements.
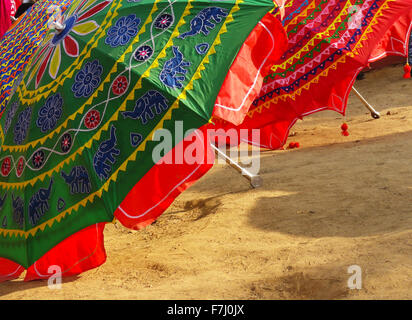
<box><xmin>369</xmin><ymin>9</ymin><xmax>412</xmax><ymax>78</ymax></box>
<box><xmin>212</xmin><ymin>0</ymin><xmax>412</xmax><ymax>150</ymax></box>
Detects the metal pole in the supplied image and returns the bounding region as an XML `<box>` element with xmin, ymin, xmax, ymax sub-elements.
<box><xmin>210</xmin><ymin>143</ymin><xmax>262</xmax><ymax>188</ymax></box>
<box><xmin>352</xmin><ymin>86</ymin><xmax>380</xmax><ymax>119</ymax></box>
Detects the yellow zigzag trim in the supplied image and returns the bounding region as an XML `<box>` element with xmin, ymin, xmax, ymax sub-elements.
<box><xmin>0</xmin><ymin>125</ymin><xmax>4</xmax><ymax>146</ymax></box>
<box><xmin>272</xmin><ymin>0</ymin><xmax>352</xmax><ymax>72</ymax></box>
<box><xmin>135</xmin><ymin>2</ymin><xmax>194</xmax><ymax>90</ymax></box>
<box><xmin>248</xmin><ymin>0</ymin><xmax>396</xmax><ymax>118</ymax></box>
<box><xmin>282</xmin><ymin>0</ymin><xmax>315</xmax><ymax>29</ymax></box>
<box><xmin>0</xmin><ymin>2</ymin><xmax>51</xmax><ymax>110</ymax></box>
<box><xmin>19</xmin><ymin>0</ymin><xmax>121</xmax><ymax>102</ymax></box>
<box><xmin>0</xmin><ymin>0</ymin><xmax>196</xmax><ymax>188</ymax></box>
<box><xmin>0</xmin><ymin>0</ymin><xmax>243</xmax><ymax>238</ymax></box>
<box><xmin>3</xmin><ymin>0</ymin><xmax>164</xmax><ymax>153</ymax></box>
<box><xmin>287</xmin><ymin>0</ymin><xmax>316</xmax><ymax>28</ymax></box>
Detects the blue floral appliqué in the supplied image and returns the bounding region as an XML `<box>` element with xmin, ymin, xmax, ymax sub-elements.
<box><xmin>154</xmin><ymin>14</ymin><xmax>173</xmax><ymax>30</ymax></box>
<box><xmin>14</xmin><ymin>107</ymin><xmax>32</xmax><ymax>145</ymax></box>
<box><xmin>36</xmin><ymin>93</ymin><xmax>63</xmax><ymax>133</ymax></box>
<box><xmin>72</xmin><ymin>60</ymin><xmax>103</xmax><ymax>98</ymax></box>
<box><xmin>134</xmin><ymin>45</ymin><xmax>153</xmax><ymax>62</ymax></box>
<box><xmin>105</xmin><ymin>14</ymin><xmax>141</xmax><ymax>48</ymax></box>
<box><xmin>4</xmin><ymin>101</ymin><xmax>19</xmax><ymax>135</ymax></box>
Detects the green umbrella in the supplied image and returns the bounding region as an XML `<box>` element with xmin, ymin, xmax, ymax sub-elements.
<box><xmin>0</xmin><ymin>0</ymin><xmax>276</xmax><ymax>273</ymax></box>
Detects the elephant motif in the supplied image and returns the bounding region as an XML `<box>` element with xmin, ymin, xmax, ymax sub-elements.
<box><xmin>159</xmin><ymin>46</ymin><xmax>191</xmax><ymax>88</ymax></box>
<box><xmin>122</xmin><ymin>90</ymin><xmax>169</xmax><ymax>125</ymax></box>
<box><xmin>28</xmin><ymin>179</ymin><xmax>53</xmax><ymax>226</ymax></box>
<box><xmin>93</xmin><ymin>125</ymin><xmax>120</xmax><ymax>180</ymax></box>
<box><xmin>0</xmin><ymin>193</ymin><xmax>7</xmax><ymax>210</ymax></box>
<box><xmin>178</xmin><ymin>7</ymin><xmax>228</xmax><ymax>39</ymax></box>
<box><xmin>11</xmin><ymin>194</ymin><xmax>24</xmax><ymax>228</ymax></box>
<box><xmin>61</xmin><ymin>166</ymin><xmax>92</xmax><ymax>194</ymax></box>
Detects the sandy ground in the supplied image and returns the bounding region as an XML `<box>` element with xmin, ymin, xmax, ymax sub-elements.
<box><xmin>1</xmin><ymin>64</ymin><xmax>412</xmax><ymax>300</ymax></box>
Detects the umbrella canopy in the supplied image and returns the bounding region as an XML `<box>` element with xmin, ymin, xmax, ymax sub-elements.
<box><xmin>369</xmin><ymin>9</ymin><xmax>412</xmax><ymax>63</ymax></box>
<box><xmin>0</xmin><ymin>0</ymin><xmax>285</xmax><ymax>281</ymax></box>
<box><xmin>0</xmin><ymin>0</ymin><xmax>73</xmax><ymax>117</ymax></box>
<box><xmin>212</xmin><ymin>0</ymin><xmax>412</xmax><ymax>149</ymax></box>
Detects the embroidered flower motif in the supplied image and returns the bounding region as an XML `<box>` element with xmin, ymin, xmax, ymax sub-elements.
<box><xmin>134</xmin><ymin>45</ymin><xmax>153</xmax><ymax>62</ymax></box>
<box><xmin>27</xmin><ymin>0</ymin><xmax>110</xmax><ymax>88</ymax></box>
<box><xmin>60</xmin><ymin>133</ymin><xmax>72</xmax><ymax>153</ymax></box>
<box><xmin>14</xmin><ymin>107</ymin><xmax>32</xmax><ymax>145</ymax></box>
<box><xmin>36</xmin><ymin>93</ymin><xmax>63</xmax><ymax>133</ymax></box>
<box><xmin>3</xmin><ymin>101</ymin><xmax>19</xmax><ymax>135</ymax></box>
<box><xmin>154</xmin><ymin>14</ymin><xmax>173</xmax><ymax>30</ymax></box>
<box><xmin>72</xmin><ymin>60</ymin><xmax>103</xmax><ymax>98</ymax></box>
<box><xmin>16</xmin><ymin>157</ymin><xmax>25</xmax><ymax>177</ymax></box>
<box><xmin>105</xmin><ymin>14</ymin><xmax>141</xmax><ymax>48</ymax></box>
<box><xmin>1</xmin><ymin>157</ymin><xmax>11</xmax><ymax>177</ymax></box>
<box><xmin>84</xmin><ymin>110</ymin><xmax>101</xmax><ymax>129</ymax></box>
<box><xmin>112</xmin><ymin>75</ymin><xmax>128</xmax><ymax>95</ymax></box>
<box><xmin>32</xmin><ymin>150</ymin><xmax>45</xmax><ymax>169</ymax></box>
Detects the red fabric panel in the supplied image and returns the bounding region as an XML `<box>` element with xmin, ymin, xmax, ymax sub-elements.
<box><xmin>212</xmin><ymin>13</ymin><xmax>288</xmax><ymax>126</ymax></box>
<box><xmin>114</xmin><ymin>125</ymin><xmax>214</xmax><ymax>230</ymax></box>
<box><xmin>24</xmin><ymin>223</ymin><xmax>107</xmax><ymax>281</ymax></box>
<box><xmin>0</xmin><ymin>257</ymin><xmax>24</xmax><ymax>282</ymax></box>
<box><xmin>369</xmin><ymin>10</ymin><xmax>412</xmax><ymax>62</ymax></box>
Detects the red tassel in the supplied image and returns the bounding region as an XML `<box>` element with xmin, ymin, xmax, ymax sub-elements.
<box><xmin>288</xmin><ymin>142</ymin><xmax>300</xmax><ymax>149</ymax></box>
<box><xmin>341</xmin><ymin>123</ymin><xmax>348</xmax><ymax>131</ymax></box>
<box><xmin>403</xmin><ymin>64</ymin><xmax>411</xmax><ymax>79</ymax></box>
<box><xmin>342</xmin><ymin>130</ymin><xmax>349</xmax><ymax>137</ymax></box>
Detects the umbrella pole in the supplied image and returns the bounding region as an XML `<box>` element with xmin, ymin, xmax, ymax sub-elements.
<box><xmin>210</xmin><ymin>143</ymin><xmax>262</xmax><ymax>188</ymax></box>
<box><xmin>352</xmin><ymin>87</ymin><xmax>380</xmax><ymax>119</ymax></box>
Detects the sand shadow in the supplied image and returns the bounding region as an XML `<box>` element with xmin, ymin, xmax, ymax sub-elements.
<box><xmin>243</xmin><ymin>263</ymin><xmax>366</xmax><ymax>300</ymax></box>
<box><xmin>0</xmin><ymin>275</ymin><xmax>80</xmax><ymax>298</ymax></box>
<box><xmin>243</xmin><ymin>130</ymin><xmax>412</xmax><ymax>238</ymax></box>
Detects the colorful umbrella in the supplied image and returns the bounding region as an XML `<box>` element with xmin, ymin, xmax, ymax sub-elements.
<box><xmin>0</xmin><ymin>0</ymin><xmax>72</xmax><ymax>117</ymax></box>
<box><xmin>0</xmin><ymin>0</ymin><xmax>287</xmax><ymax>281</ymax></box>
<box><xmin>369</xmin><ymin>9</ymin><xmax>412</xmax><ymax>77</ymax></box>
<box><xmin>212</xmin><ymin>0</ymin><xmax>412</xmax><ymax>150</ymax></box>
